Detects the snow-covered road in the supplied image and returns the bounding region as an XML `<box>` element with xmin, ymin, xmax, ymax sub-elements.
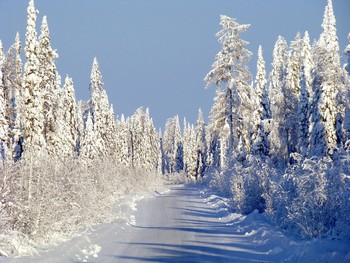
<box><xmin>112</xmin><ymin>184</ymin><xmax>263</xmax><ymax>262</ymax></box>
<box><xmin>4</xmin><ymin>184</ymin><xmax>350</xmax><ymax>262</ymax></box>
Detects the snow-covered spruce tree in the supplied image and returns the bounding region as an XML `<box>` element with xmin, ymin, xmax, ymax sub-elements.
<box><xmin>345</xmin><ymin>33</ymin><xmax>350</xmax><ymax>76</ymax></box>
<box><xmin>130</xmin><ymin>108</ymin><xmax>145</xmax><ymax>169</ymax></box>
<box><xmin>206</xmin><ymin>88</ymin><xmax>227</xmax><ymax>170</ymax></box>
<box><xmin>115</xmin><ymin>114</ymin><xmax>131</xmax><ymax>167</ymax></box>
<box><xmin>297</xmin><ymin>32</ymin><xmax>314</xmax><ymax>156</ymax></box>
<box><xmin>89</xmin><ymin>57</ymin><xmax>116</xmax><ymax>158</ymax></box>
<box><xmin>0</xmin><ymin>43</ymin><xmax>9</xmax><ymax>163</ymax></box>
<box><xmin>284</xmin><ymin>33</ymin><xmax>304</xmax><ymax>159</ymax></box>
<box><xmin>38</xmin><ymin>15</ymin><xmax>61</xmax><ymax>155</ymax></box>
<box><xmin>147</xmin><ymin>111</ymin><xmax>162</xmax><ymax>172</ymax></box>
<box><xmin>163</xmin><ymin>115</ymin><xmax>183</xmax><ymax>173</ymax></box>
<box><xmin>185</xmin><ymin>123</ymin><xmax>198</xmax><ymax>179</ymax></box>
<box><xmin>251</xmin><ymin>45</ymin><xmax>270</xmax><ymax>156</ymax></box>
<box><xmin>102</xmin><ymin>93</ymin><xmax>117</xmax><ymax>157</ymax></box>
<box><xmin>75</xmin><ymin>100</ymin><xmax>85</xmax><ymax>155</ymax></box>
<box><xmin>130</xmin><ymin>108</ymin><xmax>159</xmax><ymax>171</ymax></box>
<box><xmin>344</xmin><ymin>34</ymin><xmax>350</xmax><ymax>141</ymax></box>
<box><xmin>219</xmin><ymin>119</ymin><xmax>230</xmax><ymax>170</ymax></box>
<box><xmin>22</xmin><ymin>0</ymin><xmax>46</xmax><ymax>157</ymax></box>
<box><xmin>53</xmin><ymin>76</ymin><xmax>78</xmax><ymax>158</ymax></box>
<box><xmin>2</xmin><ymin>33</ymin><xmax>24</xmax><ymax>162</ymax></box>
<box><xmin>205</xmin><ymin>15</ymin><xmax>253</xmax><ymax>163</ymax></box>
<box><xmin>80</xmin><ymin>111</ymin><xmax>96</xmax><ymax>161</ymax></box>
<box><xmin>183</xmin><ymin>118</ymin><xmax>189</xmax><ymax>173</ymax></box>
<box><xmin>157</xmin><ymin>129</ymin><xmax>163</xmax><ymax>174</ymax></box>
<box><xmin>160</xmin><ymin>127</ymin><xmax>167</xmax><ymax>174</ymax></box>
<box><xmin>268</xmin><ymin>36</ymin><xmax>289</xmax><ymax>166</ymax></box>
<box><xmin>89</xmin><ymin>58</ymin><xmax>105</xmax><ymax>156</ymax></box>
<box><xmin>310</xmin><ymin>0</ymin><xmax>344</xmax><ymax>156</ymax></box>
<box><xmin>144</xmin><ymin>109</ymin><xmax>161</xmax><ymax>171</ymax></box>
<box><xmin>195</xmin><ymin>109</ymin><xmax>206</xmax><ymax>177</ymax></box>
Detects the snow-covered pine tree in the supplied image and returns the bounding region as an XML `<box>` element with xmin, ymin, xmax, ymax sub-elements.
<box><xmin>75</xmin><ymin>100</ymin><xmax>85</xmax><ymax>155</ymax></box>
<box><xmin>297</xmin><ymin>32</ymin><xmax>314</xmax><ymax>156</ymax></box>
<box><xmin>146</xmin><ymin>111</ymin><xmax>161</xmax><ymax>172</ymax></box>
<box><xmin>163</xmin><ymin>115</ymin><xmax>182</xmax><ymax>173</ymax></box>
<box><xmin>185</xmin><ymin>123</ymin><xmax>198</xmax><ymax>179</ymax></box>
<box><xmin>89</xmin><ymin>57</ymin><xmax>115</xmax><ymax>158</ymax></box>
<box><xmin>38</xmin><ymin>15</ymin><xmax>61</xmax><ymax>153</ymax></box>
<box><xmin>219</xmin><ymin>119</ymin><xmax>230</xmax><ymax>170</ymax></box>
<box><xmin>344</xmin><ymin>34</ymin><xmax>350</xmax><ymax>141</ymax></box>
<box><xmin>157</xmin><ymin>129</ymin><xmax>163</xmax><ymax>174</ymax></box>
<box><xmin>268</xmin><ymin>36</ymin><xmax>289</xmax><ymax>165</ymax></box>
<box><xmin>1</xmin><ymin>34</ymin><xmax>22</xmax><ymax>162</ymax></box>
<box><xmin>251</xmin><ymin>45</ymin><xmax>270</xmax><ymax>156</ymax></box>
<box><xmin>80</xmin><ymin>111</ymin><xmax>95</xmax><ymax>161</ymax></box>
<box><xmin>89</xmin><ymin>57</ymin><xmax>105</xmax><ymax>155</ymax></box>
<box><xmin>129</xmin><ymin>108</ymin><xmax>159</xmax><ymax>171</ymax></box>
<box><xmin>183</xmin><ymin>117</ymin><xmax>189</xmax><ymax>172</ymax></box>
<box><xmin>1</xmin><ymin>35</ymin><xmax>24</xmax><ymax>162</ymax></box>
<box><xmin>58</xmin><ymin>76</ymin><xmax>78</xmax><ymax>158</ymax></box>
<box><xmin>195</xmin><ymin>109</ymin><xmax>206</xmax><ymax>177</ymax></box>
<box><xmin>22</xmin><ymin>0</ymin><xmax>46</xmax><ymax>157</ymax></box>
<box><xmin>206</xmin><ymin>88</ymin><xmax>226</xmax><ymax>169</ymax></box>
<box><xmin>173</xmin><ymin>115</ymin><xmax>183</xmax><ymax>172</ymax></box>
<box><xmin>0</xmin><ymin>42</ymin><xmax>9</xmax><ymax>163</ymax></box>
<box><xmin>345</xmin><ymin>33</ymin><xmax>350</xmax><ymax>76</ymax></box>
<box><xmin>0</xmin><ymin>39</ymin><xmax>21</xmax><ymax>162</ymax></box>
<box><xmin>130</xmin><ymin>108</ymin><xmax>144</xmax><ymax>169</ymax></box>
<box><xmin>115</xmin><ymin>114</ymin><xmax>131</xmax><ymax>167</ymax></box>
<box><xmin>284</xmin><ymin>33</ymin><xmax>304</xmax><ymax>159</ymax></box>
<box><xmin>205</xmin><ymin>15</ymin><xmax>252</xmax><ymax>162</ymax></box>
<box><xmin>310</xmin><ymin>0</ymin><xmax>344</xmax><ymax>156</ymax></box>
<box><xmin>99</xmin><ymin>90</ymin><xmax>116</xmax><ymax>157</ymax></box>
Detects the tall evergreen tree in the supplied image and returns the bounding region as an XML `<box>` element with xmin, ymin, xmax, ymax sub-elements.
<box><xmin>38</xmin><ymin>15</ymin><xmax>61</xmax><ymax>150</ymax></box>
<box><xmin>0</xmin><ymin>42</ymin><xmax>8</xmax><ymax>162</ymax></box>
<box><xmin>115</xmin><ymin>114</ymin><xmax>131</xmax><ymax>167</ymax></box>
<box><xmin>284</xmin><ymin>33</ymin><xmax>304</xmax><ymax>158</ymax></box>
<box><xmin>345</xmin><ymin>33</ymin><xmax>350</xmax><ymax>75</ymax></box>
<box><xmin>183</xmin><ymin>118</ymin><xmax>189</xmax><ymax>172</ymax></box>
<box><xmin>207</xmin><ymin>88</ymin><xmax>226</xmax><ymax>169</ymax></box>
<box><xmin>268</xmin><ymin>36</ymin><xmax>289</xmax><ymax>165</ymax></box>
<box><xmin>251</xmin><ymin>45</ymin><xmax>269</xmax><ymax>156</ymax></box>
<box><xmin>163</xmin><ymin>115</ymin><xmax>182</xmax><ymax>173</ymax></box>
<box><xmin>58</xmin><ymin>76</ymin><xmax>78</xmax><ymax>158</ymax></box>
<box><xmin>22</xmin><ymin>0</ymin><xmax>46</xmax><ymax>157</ymax></box>
<box><xmin>195</xmin><ymin>109</ymin><xmax>206</xmax><ymax>177</ymax></box>
<box><xmin>297</xmin><ymin>32</ymin><xmax>314</xmax><ymax>156</ymax></box>
<box><xmin>75</xmin><ymin>100</ymin><xmax>85</xmax><ymax>155</ymax></box>
<box><xmin>205</xmin><ymin>15</ymin><xmax>252</xmax><ymax>163</ymax></box>
<box><xmin>310</xmin><ymin>0</ymin><xmax>343</xmax><ymax>155</ymax></box>
<box><xmin>130</xmin><ymin>108</ymin><xmax>159</xmax><ymax>171</ymax></box>
<box><xmin>1</xmin><ymin>35</ymin><xmax>24</xmax><ymax>161</ymax></box>
<box><xmin>10</xmin><ymin>33</ymin><xmax>23</xmax><ymax>161</ymax></box>
<box><xmin>185</xmin><ymin>123</ymin><xmax>198</xmax><ymax>179</ymax></box>
<box><xmin>89</xmin><ymin>57</ymin><xmax>115</xmax><ymax>157</ymax></box>
<box><xmin>80</xmin><ymin>111</ymin><xmax>95</xmax><ymax>161</ymax></box>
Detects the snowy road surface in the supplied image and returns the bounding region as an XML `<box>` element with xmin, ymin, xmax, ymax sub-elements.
<box><xmin>4</xmin><ymin>184</ymin><xmax>350</xmax><ymax>263</ymax></box>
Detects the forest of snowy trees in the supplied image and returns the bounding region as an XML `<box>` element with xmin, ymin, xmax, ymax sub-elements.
<box><xmin>0</xmin><ymin>0</ymin><xmax>350</xmax><ymax>257</ymax></box>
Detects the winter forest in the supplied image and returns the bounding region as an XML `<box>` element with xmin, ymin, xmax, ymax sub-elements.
<box><xmin>1</xmin><ymin>0</ymin><xmax>350</xmax><ymax>258</ymax></box>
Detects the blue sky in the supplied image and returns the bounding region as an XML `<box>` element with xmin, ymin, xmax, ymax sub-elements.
<box><xmin>0</xmin><ymin>0</ymin><xmax>349</xmax><ymax>129</ymax></box>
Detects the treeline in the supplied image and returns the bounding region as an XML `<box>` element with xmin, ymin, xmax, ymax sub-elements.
<box><xmin>0</xmin><ymin>0</ymin><xmax>164</xmax><ymax>256</ymax></box>
<box><xmin>162</xmin><ymin>0</ymin><xmax>350</xmax><ymax>240</ymax></box>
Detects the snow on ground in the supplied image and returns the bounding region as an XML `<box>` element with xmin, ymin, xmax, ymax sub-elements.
<box><xmin>201</xmin><ymin>188</ymin><xmax>350</xmax><ymax>262</ymax></box>
<box><xmin>1</xmin><ymin>184</ymin><xmax>349</xmax><ymax>263</ymax></box>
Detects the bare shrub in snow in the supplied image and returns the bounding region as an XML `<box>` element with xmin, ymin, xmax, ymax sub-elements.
<box><xmin>265</xmin><ymin>152</ymin><xmax>350</xmax><ymax>239</ymax></box>
<box><xmin>0</xmin><ymin>156</ymin><xmax>164</xmax><ymax>257</ymax></box>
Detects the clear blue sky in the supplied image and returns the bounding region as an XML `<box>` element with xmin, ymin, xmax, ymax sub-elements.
<box><xmin>0</xmin><ymin>0</ymin><xmax>349</xmax><ymax>129</ymax></box>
